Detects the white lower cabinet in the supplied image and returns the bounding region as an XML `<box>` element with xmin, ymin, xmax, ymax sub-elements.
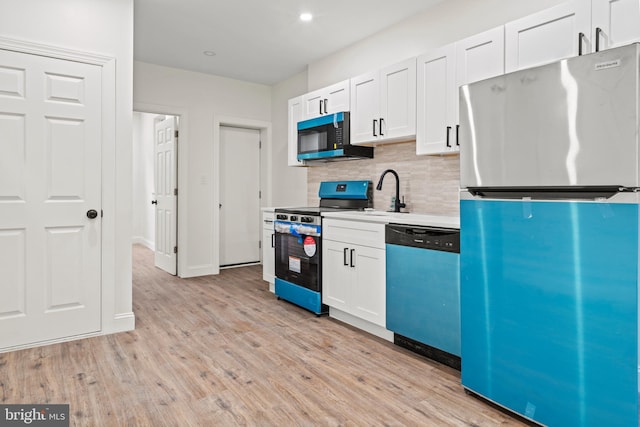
<box><xmin>322</xmin><ymin>219</ymin><xmax>388</xmax><ymax>338</ymax></box>
<box><xmin>262</xmin><ymin>210</ymin><xmax>275</xmax><ymax>292</ymax></box>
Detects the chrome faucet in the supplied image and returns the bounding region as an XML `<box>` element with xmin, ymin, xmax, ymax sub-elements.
<box><xmin>376</xmin><ymin>169</ymin><xmax>406</xmax><ymax>212</ymax></box>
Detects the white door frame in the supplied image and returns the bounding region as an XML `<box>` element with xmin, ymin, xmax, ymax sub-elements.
<box><xmin>0</xmin><ymin>36</ymin><xmax>126</xmax><ymax>348</ymax></box>
<box><xmin>134</xmin><ymin>102</ymin><xmax>188</xmax><ymax>278</ymax></box>
<box><xmin>213</xmin><ymin>116</ymin><xmax>272</xmax><ymax>274</ymax></box>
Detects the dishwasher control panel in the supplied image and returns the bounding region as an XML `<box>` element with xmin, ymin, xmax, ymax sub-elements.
<box><xmin>385</xmin><ymin>224</ymin><xmax>460</xmax><ymax>253</ymax></box>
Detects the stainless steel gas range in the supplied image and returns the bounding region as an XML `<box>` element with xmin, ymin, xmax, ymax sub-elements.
<box><xmin>274</xmin><ymin>181</ymin><xmax>372</xmax><ymax>314</ymax></box>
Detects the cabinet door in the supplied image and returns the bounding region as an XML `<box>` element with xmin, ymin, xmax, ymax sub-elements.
<box><xmin>351</xmin><ymin>245</ymin><xmax>386</xmax><ymax>326</ymax></box>
<box><xmin>287</xmin><ymin>96</ymin><xmax>305</xmax><ymax>167</ymax></box>
<box><xmin>350</xmin><ymin>70</ymin><xmax>380</xmax><ymax>144</ymax></box>
<box><xmin>261</xmin><ymin>213</ymin><xmax>275</xmax><ymax>285</ymax></box>
<box><xmin>380</xmin><ymin>57</ymin><xmax>416</xmax><ymax>142</ymax></box>
<box><xmin>416</xmin><ymin>44</ymin><xmax>457</xmax><ymax>155</ymax></box>
<box><xmin>324</xmin><ymin>80</ymin><xmax>350</xmax><ymax>114</ymax></box>
<box><xmin>592</xmin><ymin>0</ymin><xmax>640</xmax><ymax>51</ymax></box>
<box><xmin>505</xmin><ymin>1</ymin><xmax>591</xmax><ymax>73</ymax></box>
<box><xmin>302</xmin><ymin>88</ymin><xmax>324</xmax><ymax>120</ymax></box>
<box><xmin>322</xmin><ymin>239</ymin><xmax>351</xmax><ymax>311</ymax></box>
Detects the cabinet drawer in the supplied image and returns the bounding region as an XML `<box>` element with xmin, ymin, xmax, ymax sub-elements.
<box><xmin>323</xmin><ymin>219</ymin><xmax>385</xmax><ymax>249</ymax></box>
<box><xmin>262</xmin><ymin>211</ymin><xmax>274</xmax><ymax>229</ymax></box>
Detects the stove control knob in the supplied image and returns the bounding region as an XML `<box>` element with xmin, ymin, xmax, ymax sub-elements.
<box><xmin>300</xmin><ymin>216</ymin><xmax>313</xmax><ymax>223</ymax></box>
<box><xmin>276</xmin><ymin>214</ymin><xmax>287</xmax><ymax>220</ymax></box>
<box><xmin>290</xmin><ymin>215</ymin><xmax>298</xmax><ymax>222</ymax></box>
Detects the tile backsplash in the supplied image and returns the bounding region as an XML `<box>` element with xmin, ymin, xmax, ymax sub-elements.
<box><xmin>307</xmin><ymin>141</ymin><xmax>460</xmax><ymax>216</ymax></box>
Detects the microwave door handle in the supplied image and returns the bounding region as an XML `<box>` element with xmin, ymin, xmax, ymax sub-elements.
<box><xmin>319</xmin><ymin>99</ymin><xmax>323</xmax><ymax>116</ymax></box>
<box><xmin>324</xmin><ymin>99</ymin><xmax>328</xmax><ymax>114</ymax></box>
<box><xmin>373</xmin><ymin>119</ymin><xmax>378</xmax><ymax>137</ymax></box>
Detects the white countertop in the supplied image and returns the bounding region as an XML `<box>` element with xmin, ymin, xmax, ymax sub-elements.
<box><xmin>322</xmin><ymin>210</ymin><xmax>460</xmax><ymax>229</ymax></box>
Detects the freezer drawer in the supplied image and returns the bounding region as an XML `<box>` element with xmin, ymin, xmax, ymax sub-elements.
<box><xmin>460</xmin><ymin>199</ymin><xmax>638</xmax><ymax>427</ymax></box>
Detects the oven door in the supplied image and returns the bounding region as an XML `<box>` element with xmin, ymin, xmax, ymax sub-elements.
<box><xmin>274</xmin><ymin>221</ymin><xmax>321</xmax><ymax>292</ymax></box>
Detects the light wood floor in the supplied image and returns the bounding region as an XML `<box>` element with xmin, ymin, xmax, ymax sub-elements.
<box><xmin>0</xmin><ymin>245</ymin><xmax>528</xmax><ymax>426</ymax></box>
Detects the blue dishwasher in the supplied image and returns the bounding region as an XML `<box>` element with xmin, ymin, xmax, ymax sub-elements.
<box><xmin>386</xmin><ymin>224</ymin><xmax>460</xmax><ymax>369</ymax></box>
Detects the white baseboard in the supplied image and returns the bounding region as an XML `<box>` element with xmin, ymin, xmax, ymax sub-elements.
<box><xmin>328</xmin><ymin>308</ymin><xmax>393</xmax><ymax>342</ymax></box>
<box><xmin>131</xmin><ymin>236</ymin><xmax>154</xmax><ymax>250</ymax></box>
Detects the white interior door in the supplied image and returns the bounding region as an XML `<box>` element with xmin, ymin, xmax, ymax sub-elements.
<box><xmin>0</xmin><ymin>49</ymin><xmax>102</xmax><ymax>349</ymax></box>
<box><xmin>153</xmin><ymin>116</ymin><xmax>177</xmax><ymax>275</ymax></box>
<box><xmin>220</xmin><ymin>126</ymin><xmax>261</xmax><ymax>266</ymax></box>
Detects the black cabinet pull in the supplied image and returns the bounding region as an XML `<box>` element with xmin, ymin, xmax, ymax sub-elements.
<box><xmin>343</xmin><ymin>248</ymin><xmax>349</xmax><ymax>266</ymax></box>
<box><xmin>271</xmin><ymin>233</ymin><xmax>275</xmax><ymax>248</ymax></box>
<box><xmin>319</xmin><ymin>99</ymin><xmax>323</xmax><ymax>115</ymax></box>
<box><xmin>446</xmin><ymin>126</ymin><xmax>451</xmax><ymax>147</ymax></box>
<box><xmin>350</xmin><ymin>249</ymin><xmax>355</xmax><ymax>268</ymax></box>
<box><xmin>151</xmin><ymin>200</ymin><xmax>157</xmax><ymax>205</ymax></box>
<box><xmin>456</xmin><ymin>124</ymin><xmax>460</xmax><ymax>146</ymax></box>
<box><xmin>373</xmin><ymin>119</ymin><xmax>378</xmax><ymax>136</ymax></box>
<box><xmin>324</xmin><ymin>99</ymin><xmax>328</xmax><ymax>114</ymax></box>
<box><xmin>595</xmin><ymin>27</ymin><xmax>602</xmax><ymax>52</ymax></box>
<box><xmin>578</xmin><ymin>32</ymin><xmax>584</xmax><ymax>56</ymax></box>
<box><xmin>379</xmin><ymin>118</ymin><xmax>384</xmax><ymax>136</ymax></box>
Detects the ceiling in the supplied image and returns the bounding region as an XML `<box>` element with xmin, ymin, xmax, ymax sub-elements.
<box><xmin>134</xmin><ymin>0</ymin><xmax>446</xmax><ymax>85</ymax></box>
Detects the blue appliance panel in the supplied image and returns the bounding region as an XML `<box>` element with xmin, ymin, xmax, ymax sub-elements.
<box><xmin>460</xmin><ymin>199</ymin><xmax>638</xmax><ymax>427</ymax></box>
<box><xmin>318</xmin><ymin>180</ymin><xmax>370</xmax><ymax>199</ymax></box>
<box><xmin>386</xmin><ymin>245</ymin><xmax>460</xmax><ymax>356</ymax></box>
<box><xmin>275</xmin><ymin>278</ymin><xmax>324</xmax><ymax>315</ymax></box>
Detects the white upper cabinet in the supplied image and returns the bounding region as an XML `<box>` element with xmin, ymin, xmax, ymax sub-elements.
<box><xmin>505</xmin><ymin>0</ymin><xmax>640</xmax><ymax>73</ymax></box>
<box><xmin>505</xmin><ymin>1</ymin><xmax>591</xmax><ymax>73</ymax></box>
<box><xmin>417</xmin><ymin>27</ymin><xmax>504</xmax><ymax>155</ymax></box>
<box><xmin>287</xmin><ymin>96</ymin><xmax>305</xmax><ymax>167</ymax></box>
<box><xmin>350</xmin><ymin>58</ymin><xmax>417</xmax><ymax>145</ymax></box>
<box><xmin>301</xmin><ymin>80</ymin><xmax>350</xmax><ymax>121</ymax></box>
<box><xmin>591</xmin><ymin>0</ymin><xmax>640</xmax><ymax>51</ymax></box>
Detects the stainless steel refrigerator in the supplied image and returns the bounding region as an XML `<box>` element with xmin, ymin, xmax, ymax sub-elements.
<box><xmin>459</xmin><ymin>43</ymin><xmax>639</xmax><ymax>426</ymax></box>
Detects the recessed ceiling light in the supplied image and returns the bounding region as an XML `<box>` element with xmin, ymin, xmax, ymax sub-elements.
<box><xmin>203</xmin><ymin>50</ymin><xmax>216</xmax><ymax>57</ymax></box>
<box><xmin>300</xmin><ymin>12</ymin><xmax>313</xmax><ymax>22</ymax></box>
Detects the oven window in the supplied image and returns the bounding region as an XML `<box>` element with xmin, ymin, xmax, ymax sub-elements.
<box><xmin>275</xmin><ymin>232</ymin><xmax>321</xmax><ymax>292</ymax></box>
<box><xmin>298</xmin><ymin>130</ymin><xmax>328</xmax><ymax>154</ymax></box>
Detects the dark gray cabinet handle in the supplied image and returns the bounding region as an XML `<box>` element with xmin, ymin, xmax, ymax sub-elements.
<box><xmin>86</xmin><ymin>209</ymin><xmax>98</xmax><ymax>219</ymax></box>
<box><xmin>319</xmin><ymin>99</ymin><xmax>323</xmax><ymax>115</ymax></box>
<box><xmin>343</xmin><ymin>248</ymin><xmax>349</xmax><ymax>266</ymax></box>
<box><xmin>350</xmin><ymin>249</ymin><xmax>355</xmax><ymax>268</ymax></box>
<box><xmin>271</xmin><ymin>233</ymin><xmax>275</xmax><ymax>248</ymax></box>
<box><xmin>379</xmin><ymin>118</ymin><xmax>384</xmax><ymax>136</ymax></box>
<box><xmin>373</xmin><ymin>119</ymin><xmax>378</xmax><ymax>137</ymax></box>
<box><xmin>456</xmin><ymin>124</ymin><xmax>460</xmax><ymax>146</ymax></box>
<box><xmin>151</xmin><ymin>200</ymin><xmax>157</xmax><ymax>205</ymax></box>
<box><xmin>595</xmin><ymin>27</ymin><xmax>602</xmax><ymax>52</ymax></box>
<box><xmin>578</xmin><ymin>32</ymin><xmax>584</xmax><ymax>55</ymax></box>
<box><xmin>324</xmin><ymin>99</ymin><xmax>328</xmax><ymax>114</ymax></box>
<box><xmin>446</xmin><ymin>126</ymin><xmax>452</xmax><ymax>147</ymax></box>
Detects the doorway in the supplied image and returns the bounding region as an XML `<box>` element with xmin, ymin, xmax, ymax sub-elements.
<box><xmin>132</xmin><ymin>111</ymin><xmax>179</xmax><ymax>275</ymax></box>
<box><xmin>219</xmin><ymin>126</ymin><xmax>261</xmax><ymax>267</ymax></box>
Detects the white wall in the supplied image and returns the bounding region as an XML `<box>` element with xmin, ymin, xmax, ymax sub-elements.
<box><xmin>0</xmin><ymin>0</ymin><xmax>134</xmax><ymax>334</ymax></box>
<box><xmin>132</xmin><ymin>112</ymin><xmax>157</xmax><ymax>249</ymax></box>
<box><xmin>308</xmin><ymin>0</ymin><xmax>565</xmax><ymax>89</ymax></box>
<box><xmin>270</xmin><ymin>70</ymin><xmax>308</xmax><ymax>207</ymax></box>
<box><xmin>134</xmin><ymin>62</ymin><xmax>272</xmax><ymax>277</ymax></box>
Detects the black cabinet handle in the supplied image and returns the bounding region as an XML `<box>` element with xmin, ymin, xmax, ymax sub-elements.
<box><xmin>151</xmin><ymin>200</ymin><xmax>157</xmax><ymax>205</ymax></box>
<box><xmin>373</xmin><ymin>119</ymin><xmax>378</xmax><ymax>137</ymax></box>
<box><xmin>379</xmin><ymin>118</ymin><xmax>384</xmax><ymax>136</ymax></box>
<box><xmin>319</xmin><ymin>99</ymin><xmax>323</xmax><ymax>115</ymax></box>
<box><xmin>446</xmin><ymin>126</ymin><xmax>451</xmax><ymax>147</ymax></box>
<box><xmin>456</xmin><ymin>124</ymin><xmax>460</xmax><ymax>146</ymax></box>
<box><xmin>350</xmin><ymin>249</ymin><xmax>355</xmax><ymax>268</ymax></box>
<box><xmin>578</xmin><ymin>32</ymin><xmax>584</xmax><ymax>56</ymax></box>
<box><xmin>271</xmin><ymin>233</ymin><xmax>275</xmax><ymax>248</ymax></box>
<box><xmin>343</xmin><ymin>248</ymin><xmax>349</xmax><ymax>266</ymax></box>
<box><xmin>595</xmin><ymin>27</ymin><xmax>602</xmax><ymax>52</ymax></box>
<box><xmin>324</xmin><ymin>99</ymin><xmax>328</xmax><ymax>114</ymax></box>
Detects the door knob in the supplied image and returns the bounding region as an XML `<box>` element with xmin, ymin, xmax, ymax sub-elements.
<box><xmin>86</xmin><ymin>209</ymin><xmax>98</xmax><ymax>219</ymax></box>
<box><xmin>151</xmin><ymin>200</ymin><xmax>158</xmax><ymax>205</ymax></box>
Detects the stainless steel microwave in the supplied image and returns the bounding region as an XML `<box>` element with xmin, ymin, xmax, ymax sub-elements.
<box><xmin>297</xmin><ymin>112</ymin><xmax>373</xmax><ymax>162</ymax></box>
